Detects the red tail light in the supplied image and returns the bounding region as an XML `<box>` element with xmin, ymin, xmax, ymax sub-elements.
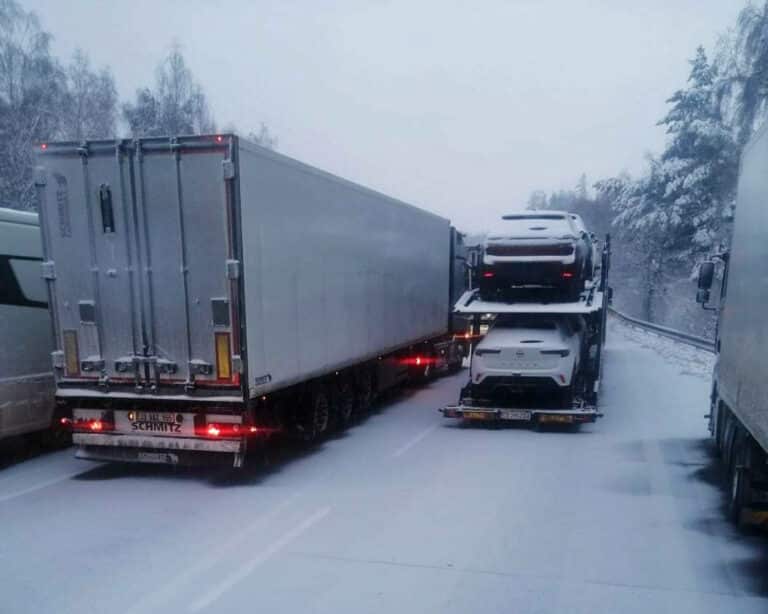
<box><xmin>399</xmin><ymin>356</ymin><xmax>437</xmax><ymax>367</ymax></box>
<box><xmin>561</xmin><ymin>271</ymin><xmax>574</xmax><ymax>279</ymax></box>
<box><xmin>482</xmin><ymin>271</ymin><xmax>495</xmax><ymax>278</ymax></box>
<box><xmin>196</xmin><ymin>421</ymin><xmax>247</xmax><ymax>439</ymax></box>
<box><xmin>72</xmin><ymin>417</ymin><xmax>114</xmax><ymax>433</ymax></box>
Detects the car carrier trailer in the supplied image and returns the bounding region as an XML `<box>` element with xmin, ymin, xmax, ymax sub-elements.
<box><xmin>34</xmin><ymin>135</ymin><xmax>466</xmax><ymax>467</ymax></box>
<box><xmin>440</xmin><ymin>236</ymin><xmax>610</xmax><ymax>426</ymax></box>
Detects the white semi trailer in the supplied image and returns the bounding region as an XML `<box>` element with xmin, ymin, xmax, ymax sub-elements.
<box><xmin>697</xmin><ymin>122</ymin><xmax>768</xmax><ymax>526</ymax></box>
<box><xmin>35</xmin><ymin>135</ymin><xmax>465</xmax><ymax>467</ymax></box>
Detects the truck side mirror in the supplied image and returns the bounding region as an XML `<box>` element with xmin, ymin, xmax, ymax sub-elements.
<box><xmin>698</xmin><ymin>261</ymin><xmax>715</xmax><ymax>290</ymax></box>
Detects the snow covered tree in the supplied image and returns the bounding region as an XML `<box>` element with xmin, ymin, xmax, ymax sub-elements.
<box><xmin>526</xmin><ymin>190</ymin><xmax>547</xmax><ymax>210</ymax></box>
<box><xmin>715</xmin><ymin>2</ymin><xmax>768</xmax><ymax>146</ymax></box>
<box><xmin>0</xmin><ymin>0</ymin><xmax>65</xmax><ymax>210</ymax></box>
<box><xmin>59</xmin><ymin>49</ymin><xmax>117</xmax><ymax>140</ymax></box>
<box><xmin>603</xmin><ymin>47</ymin><xmax>738</xmax><ymax>273</ymax></box>
<box><xmin>248</xmin><ymin>123</ymin><xmax>278</xmax><ymax>150</ymax></box>
<box><xmin>123</xmin><ymin>44</ymin><xmax>215</xmax><ymax>137</ymax></box>
<box><xmin>654</xmin><ymin>46</ymin><xmax>739</xmax><ymax>256</ymax></box>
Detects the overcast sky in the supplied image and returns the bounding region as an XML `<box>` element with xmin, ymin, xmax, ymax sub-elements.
<box><xmin>24</xmin><ymin>0</ymin><xmax>745</xmax><ymax>232</ymax></box>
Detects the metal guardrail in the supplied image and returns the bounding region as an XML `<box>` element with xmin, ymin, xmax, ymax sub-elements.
<box><xmin>608</xmin><ymin>307</ymin><xmax>715</xmax><ymax>352</ymax></box>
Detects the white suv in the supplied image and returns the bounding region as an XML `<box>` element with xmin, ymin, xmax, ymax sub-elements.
<box><xmin>468</xmin><ymin>314</ymin><xmax>584</xmax><ymax>407</ymax></box>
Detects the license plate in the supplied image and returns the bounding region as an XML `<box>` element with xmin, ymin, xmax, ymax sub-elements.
<box><xmin>463</xmin><ymin>411</ymin><xmax>493</xmax><ymax>420</ymax></box>
<box><xmin>539</xmin><ymin>414</ymin><xmax>573</xmax><ymax>424</ymax></box>
<box><xmin>115</xmin><ymin>411</ymin><xmax>193</xmax><ymax>436</ymax></box>
<box><xmin>137</xmin><ymin>452</ymin><xmax>179</xmax><ymax>464</ymax></box>
<box><xmin>500</xmin><ymin>410</ymin><xmax>532</xmax><ymax>421</ymax></box>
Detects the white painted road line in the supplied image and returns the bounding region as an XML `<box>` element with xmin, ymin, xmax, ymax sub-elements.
<box><xmin>188</xmin><ymin>506</ymin><xmax>332</xmax><ymax>613</ymax></box>
<box><xmin>123</xmin><ymin>491</ymin><xmax>304</xmax><ymax>614</ymax></box>
<box><xmin>0</xmin><ymin>470</ymin><xmax>87</xmax><ymax>504</ymax></box>
<box><xmin>392</xmin><ymin>424</ymin><xmax>438</xmax><ymax>458</ymax></box>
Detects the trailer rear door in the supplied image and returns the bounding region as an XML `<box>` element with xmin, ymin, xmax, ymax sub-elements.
<box><xmin>36</xmin><ymin>136</ymin><xmax>241</xmax><ymax>392</ymax></box>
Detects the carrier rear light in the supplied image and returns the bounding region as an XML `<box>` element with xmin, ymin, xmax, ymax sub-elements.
<box><xmin>62</xmin><ymin>330</ymin><xmax>80</xmax><ymax>376</ymax></box>
<box><xmin>482</xmin><ymin>271</ymin><xmax>495</xmax><ymax>278</ymax></box>
<box><xmin>561</xmin><ymin>271</ymin><xmax>575</xmax><ymax>279</ymax></box>
<box><xmin>215</xmin><ymin>333</ymin><xmax>232</xmax><ymax>380</ymax></box>
<box><xmin>454</xmin><ymin>332</ymin><xmax>483</xmax><ymax>341</ymax></box>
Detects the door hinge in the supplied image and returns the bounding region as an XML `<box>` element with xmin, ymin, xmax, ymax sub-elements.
<box><xmin>226</xmin><ymin>259</ymin><xmax>240</xmax><ymax>280</ymax></box>
<box><xmin>34</xmin><ymin>167</ymin><xmax>47</xmax><ymax>187</ymax></box>
<box><xmin>222</xmin><ymin>160</ymin><xmax>236</xmax><ymax>180</ymax></box>
<box><xmin>81</xmin><ymin>356</ymin><xmax>105</xmax><ymax>373</ymax></box>
<box><xmin>189</xmin><ymin>360</ymin><xmax>213</xmax><ymax>376</ymax></box>
<box><xmin>232</xmin><ymin>355</ymin><xmax>243</xmax><ymax>373</ymax></box>
<box><xmin>41</xmin><ymin>261</ymin><xmax>56</xmax><ymax>280</ymax></box>
<box><xmin>155</xmin><ymin>359</ymin><xmax>178</xmax><ymax>375</ymax></box>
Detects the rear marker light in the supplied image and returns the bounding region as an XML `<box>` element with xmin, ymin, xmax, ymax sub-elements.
<box><xmin>562</xmin><ymin>271</ymin><xmax>575</xmax><ymax>279</ymax></box>
<box><xmin>41</xmin><ymin>143</ymin><xmax>48</xmax><ymax>150</ymax></box>
<box><xmin>207</xmin><ymin>424</ymin><xmax>221</xmax><ymax>437</ymax></box>
<box><xmin>482</xmin><ymin>271</ymin><xmax>495</xmax><ymax>278</ymax></box>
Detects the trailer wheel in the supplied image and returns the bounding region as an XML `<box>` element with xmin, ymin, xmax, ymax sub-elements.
<box><xmin>714</xmin><ymin>402</ymin><xmax>727</xmax><ymax>456</ymax></box>
<box><xmin>356</xmin><ymin>369</ymin><xmax>374</xmax><ymax>413</ymax></box>
<box><xmin>729</xmin><ymin>464</ymin><xmax>752</xmax><ymax>527</ymax></box>
<box><xmin>302</xmin><ymin>388</ymin><xmax>330</xmax><ymax>442</ymax></box>
<box><xmin>335</xmin><ymin>378</ymin><xmax>356</xmax><ymax>428</ymax></box>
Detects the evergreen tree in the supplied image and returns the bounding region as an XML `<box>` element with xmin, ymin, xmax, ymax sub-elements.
<box><xmin>123</xmin><ymin>44</ymin><xmax>215</xmax><ymax>137</ymax></box>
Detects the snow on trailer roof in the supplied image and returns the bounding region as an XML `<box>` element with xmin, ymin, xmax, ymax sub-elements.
<box><xmin>491</xmin><ymin>211</ymin><xmax>577</xmax><ymax>240</ymax></box>
<box><xmin>453</xmin><ymin>288</ymin><xmax>604</xmax><ymax>315</ymax></box>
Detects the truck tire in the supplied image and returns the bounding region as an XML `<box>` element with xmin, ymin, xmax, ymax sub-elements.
<box><xmin>302</xmin><ymin>387</ymin><xmax>330</xmax><ymax>442</ymax></box>
<box><xmin>729</xmin><ymin>464</ymin><xmax>752</xmax><ymax>527</ymax></box>
<box><xmin>356</xmin><ymin>369</ymin><xmax>374</xmax><ymax>414</ymax></box>
<box><xmin>722</xmin><ymin>412</ymin><xmax>738</xmax><ymax>470</ymax></box>
<box><xmin>334</xmin><ymin>377</ymin><xmax>356</xmax><ymax>428</ymax></box>
<box><xmin>714</xmin><ymin>402</ymin><xmax>727</xmax><ymax>456</ymax></box>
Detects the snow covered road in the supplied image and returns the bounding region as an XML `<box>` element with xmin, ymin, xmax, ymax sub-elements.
<box><xmin>2</xmin><ymin>321</ymin><xmax>767</xmax><ymax>614</ymax></box>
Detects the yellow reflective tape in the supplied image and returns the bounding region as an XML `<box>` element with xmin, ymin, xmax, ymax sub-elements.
<box><xmin>215</xmin><ymin>333</ymin><xmax>231</xmax><ymax>380</ymax></box>
<box><xmin>62</xmin><ymin>330</ymin><xmax>79</xmax><ymax>376</ymax></box>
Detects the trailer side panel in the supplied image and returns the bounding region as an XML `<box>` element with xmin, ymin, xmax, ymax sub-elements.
<box><xmin>237</xmin><ymin>141</ymin><xmax>451</xmax><ymax>396</ymax></box>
